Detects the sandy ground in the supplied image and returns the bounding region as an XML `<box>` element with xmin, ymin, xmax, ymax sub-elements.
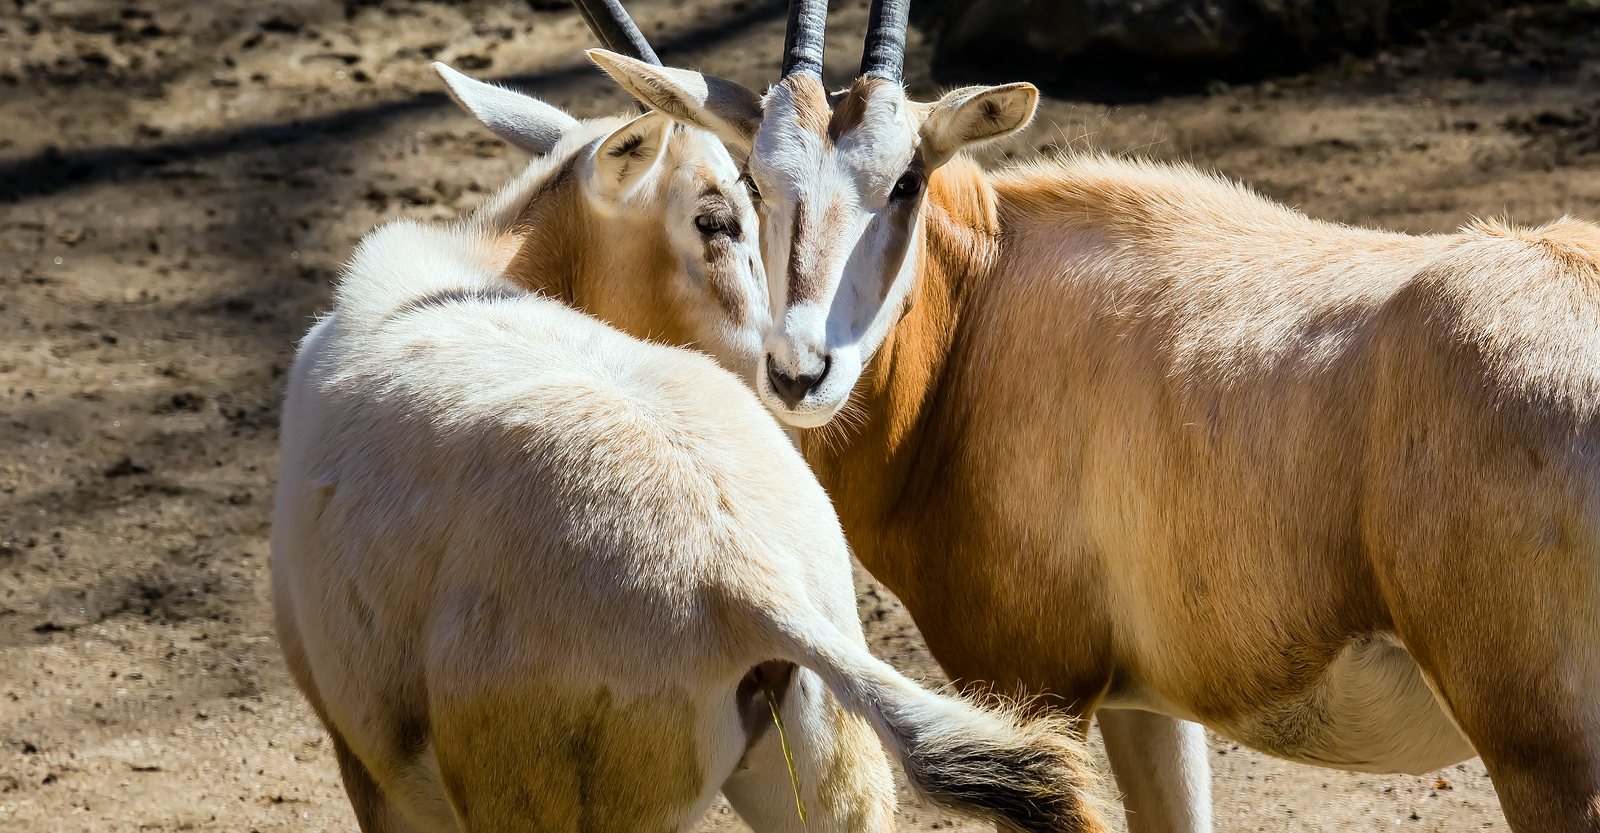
<box><xmin>4</xmin><ymin>0</ymin><xmax>1600</xmax><ymax>830</ymax></box>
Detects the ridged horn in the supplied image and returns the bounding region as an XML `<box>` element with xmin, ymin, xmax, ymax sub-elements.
<box><xmin>859</xmin><ymin>0</ymin><xmax>909</xmax><ymax>82</ymax></box>
<box><xmin>782</xmin><ymin>0</ymin><xmax>827</xmax><ymax>79</ymax></box>
<box><xmin>572</xmin><ymin>0</ymin><xmax>661</xmax><ymax>66</ymax></box>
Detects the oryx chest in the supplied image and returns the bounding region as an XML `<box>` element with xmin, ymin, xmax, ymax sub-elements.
<box><xmin>1108</xmin><ymin>636</ymin><xmax>1476</xmax><ymax>774</ymax></box>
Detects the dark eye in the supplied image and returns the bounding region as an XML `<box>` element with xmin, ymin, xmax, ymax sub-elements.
<box><xmin>740</xmin><ymin>173</ymin><xmax>761</xmax><ymax>202</ymax></box>
<box><xmin>891</xmin><ymin>172</ymin><xmax>923</xmax><ymax>201</ymax></box>
<box><xmin>695</xmin><ymin>214</ymin><xmax>740</xmax><ymax>238</ymax></box>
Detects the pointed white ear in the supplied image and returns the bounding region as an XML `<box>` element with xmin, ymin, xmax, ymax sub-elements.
<box><xmin>918</xmin><ymin>83</ymin><xmax>1039</xmax><ymax>169</ymax></box>
<box><xmin>433</xmin><ymin>62</ymin><xmax>579</xmax><ymax>155</ymax></box>
<box><xmin>587</xmin><ymin>49</ymin><xmax>761</xmax><ymax>157</ymax></box>
<box><xmin>588</xmin><ymin>111</ymin><xmax>672</xmax><ymax>204</ymax></box>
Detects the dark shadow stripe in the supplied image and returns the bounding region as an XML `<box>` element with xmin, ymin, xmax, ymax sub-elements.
<box><xmin>389</xmin><ymin>286</ymin><xmax>527</xmax><ymax>322</ymax></box>
<box><xmin>0</xmin><ymin>0</ymin><xmax>789</xmax><ymax>205</ymax></box>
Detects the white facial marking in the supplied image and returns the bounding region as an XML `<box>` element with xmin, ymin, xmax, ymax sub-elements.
<box><xmin>661</xmin><ymin>129</ymin><xmax>770</xmax><ymax>382</ymax></box>
<box><xmin>749</xmin><ymin>78</ymin><xmax>921</xmax><ymax>427</ymax></box>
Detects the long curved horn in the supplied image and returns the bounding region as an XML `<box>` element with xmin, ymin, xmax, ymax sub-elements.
<box><xmin>859</xmin><ymin>0</ymin><xmax>909</xmax><ymax>82</ymax></box>
<box><xmin>572</xmin><ymin>0</ymin><xmax>661</xmax><ymax>66</ymax></box>
<box><xmin>782</xmin><ymin>0</ymin><xmax>827</xmax><ymax>79</ymax></box>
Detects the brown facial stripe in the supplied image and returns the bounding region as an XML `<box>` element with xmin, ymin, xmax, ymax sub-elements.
<box><xmin>785</xmin><ymin>150</ymin><xmax>925</xmax><ymax>311</ymax></box>
<box><xmin>701</xmin><ymin>235</ymin><xmax>749</xmax><ymax>323</ymax></box>
<box><xmin>875</xmin><ymin>148</ymin><xmax>927</xmax><ymax>303</ymax></box>
<box><xmin>785</xmin><ymin>197</ymin><xmax>854</xmax><ymax>307</ymax></box>
<box><xmin>692</xmin><ymin>172</ymin><xmax>736</xmax><ymax>222</ymax></box>
<box><xmin>782</xmin><ymin>74</ymin><xmax>832</xmax><ymax>142</ymax></box>
<box><xmin>828</xmin><ymin>76</ymin><xmax>891</xmax><ymax>145</ymax></box>
<box><xmin>878</xmin><ymin>199</ymin><xmax>917</xmax><ymax>304</ymax></box>
<box><xmin>786</xmin><ymin>201</ymin><xmax>816</xmax><ymax>307</ymax></box>
<box><xmin>690</xmin><ymin>165</ymin><xmax>751</xmax><ymax>322</ymax></box>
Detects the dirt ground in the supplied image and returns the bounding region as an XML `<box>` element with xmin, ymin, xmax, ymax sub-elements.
<box><xmin>4</xmin><ymin>0</ymin><xmax>1599</xmax><ymax>830</ymax></box>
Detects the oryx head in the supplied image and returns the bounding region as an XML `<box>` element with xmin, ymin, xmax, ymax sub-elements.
<box><xmin>590</xmin><ymin>0</ymin><xmax>1037</xmax><ymax>427</ymax></box>
<box><xmin>432</xmin><ymin>2</ymin><xmax>769</xmax><ymax>382</ymax></box>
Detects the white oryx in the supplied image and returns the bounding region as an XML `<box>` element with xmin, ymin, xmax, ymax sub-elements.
<box><xmin>271</xmin><ymin>40</ymin><xmax>1108</xmax><ymax>833</ymax></box>
<box><xmin>591</xmin><ymin>1</ymin><xmax>1600</xmax><ymax>830</ymax></box>
<box><xmin>428</xmin><ymin>60</ymin><xmax>766</xmax><ymax>380</ymax></box>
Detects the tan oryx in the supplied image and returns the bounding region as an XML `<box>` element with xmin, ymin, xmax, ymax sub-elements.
<box><xmin>272</xmin><ymin>8</ymin><xmax>1110</xmax><ymax>832</ymax></box>
<box><xmin>589</xmin><ymin>1</ymin><xmax>1600</xmax><ymax>830</ymax></box>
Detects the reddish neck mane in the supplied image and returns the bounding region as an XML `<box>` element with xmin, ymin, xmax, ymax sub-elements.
<box><xmin>500</xmin><ymin>159</ymin><xmax>682</xmax><ymax>346</ymax></box>
<box><xmin>503</xmin><ymin>158</ymin><xmax>592</xmax><ymax>306</ymax></box>
<box><xmin>797</xmin><ymin>155</ymin><xmax>999</xmax><ymax>592</ymax></box>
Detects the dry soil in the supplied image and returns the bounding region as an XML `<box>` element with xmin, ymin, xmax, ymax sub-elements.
<box><xmin>4</xmin><ymin>0</ymin><xmax>1600</xmax><ymax>830</ymax></box>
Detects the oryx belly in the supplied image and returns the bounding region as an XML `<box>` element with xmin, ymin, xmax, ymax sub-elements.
<box><xmin>1110</xmin><ymin>636</ymin><xmax>1476</xmax><ymax>774</ymax></box>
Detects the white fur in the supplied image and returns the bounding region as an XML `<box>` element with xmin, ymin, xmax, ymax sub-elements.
<box><xmin>1098</xmin><ymin>712</ymin><xmax>1212</xmax><ymax>833</ymax></box>
<box><xmin>273</xmin><ymin>217</ymin><xmax>878</xmax><ymax>831</ymax></box>
<box><xmin>748</xmin><ymin>81</ymin><xmax>927</xmax><ymax>426</ymax></box>
<box><xmin>272</xmin><ymin>78</ymin><xmax>1107</xmax><ymax>833</ymax></box>
<box><xmin>435</xmin><ymin>63</ymin><xmax>579</xmax><ymax>155</ymax></box>
<box><xmin>431</xmin><ymin>62</ymin><xmax>770</xmax><ymax>383</ymax></box>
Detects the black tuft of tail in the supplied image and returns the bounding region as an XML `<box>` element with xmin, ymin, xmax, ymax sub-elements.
<box><xmin>894</xmin><ymin>708</ymin><xmax>1109</xmax><ymax>833</ymax></box>
<box><xmin>772</xmin><ymin>617</ymin><xmax>1109</xmax><ymax>832</ymax></box>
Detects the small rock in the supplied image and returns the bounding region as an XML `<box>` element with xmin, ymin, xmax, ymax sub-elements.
<box><xmin>105</xmin><ymin>457</ymin><xmax>151</xmax><ymax>478</ymax></box>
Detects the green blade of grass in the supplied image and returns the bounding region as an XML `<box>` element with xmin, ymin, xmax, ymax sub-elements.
<box><xmin>764</xmin><ymin>686</ymin><xmax>809</xmax><ymax>832</ymax></box>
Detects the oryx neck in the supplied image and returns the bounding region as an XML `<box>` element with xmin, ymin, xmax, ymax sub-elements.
<box><xmin>798</xmin><ymin>156</ymin><xmax>999</xmax><ymax>588</ymax></box>
<box><xmin>503</xmin><ymin>157</ymin><xmax>590</xmax><ymax>306</ymax></box>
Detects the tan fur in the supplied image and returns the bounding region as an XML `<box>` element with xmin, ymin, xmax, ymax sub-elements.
<box><xmin>431</xmin><ymin>686</ymin><xmax>702</xmax><ymax>833</ymax></box>
<box><xmin>272</xmin><ymin>87</ymin><xmax>806</xmax><ymax>833</ymax></box>
<box><xmin>275</xmin><ymin>231</ymin><xmax>900</xmax><ymax>833</ymax></box>
<box><xmin>802</xmin><ymin>151</ymin><xmax>1600</xmax><ymax>832</ymax></box>
<box><xmin>502</xmin><ymin>156</ymin><xmax>690</xmax><ymax>348</ymax></box>
<box><xmin>593</xmin><ymin>48</ymin><xmax>1598</xmax><ymax>830</ymax></box>
<box><xmin>784</xmin><ymin>74</ymin><xmax>833</xmax><ymax>142</ymax></box>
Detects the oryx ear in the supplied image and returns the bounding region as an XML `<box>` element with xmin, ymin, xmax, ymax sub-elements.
<box><xmin>587</xmin><ymin>49</ymin><xmax>761</xmax><ymax>157</ymax></box>
<box><xmin>588</xmin><ymin>110</ymin><xmax>672</xmax><ymax>204</ymax></box>
<box><xmin>433</xmin><ymin>62</ymin><xmax>580</xmax><ymax>155</ymax></box>
<box><xmin>918</xmin><ymin>83</ymin><xmax>1038</xmax><ymax>169</ymax></box>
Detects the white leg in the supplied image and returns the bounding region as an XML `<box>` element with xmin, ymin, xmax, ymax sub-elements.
<box><xmin>722</xmin><ymin>668</ymin><xmax>895</xmax><ymax>833</ymax></box>
<box><xmin>1097</xmin><ymin>709</ymin><xmax>1212</xmax><ymax>833</ymax></box>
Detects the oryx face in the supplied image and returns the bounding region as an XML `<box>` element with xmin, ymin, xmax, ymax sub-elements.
<box><xmin>588</xmin><ymin>0</ymin><xmax>1037</xmax><ymax>428</ymax></box>
<box><xmin>745</xmin><ymin>75</ymin><xmax>924</xmax><ymax>426</ymax></box>
<box><xmin>433</xmin><ymin>63</ymin><xmax>770</xmax><ymax>386</ymax></box>
<box><xmin>655</xmin><ymin>125</ymin><xmax>769</xmax><ymax>378</ymax></box>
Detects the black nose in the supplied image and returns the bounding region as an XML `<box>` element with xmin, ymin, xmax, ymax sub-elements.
<box><xmin>767</xmin><ymin>354</ymin><xmax>829</xmax><ymax>408</ymax></box>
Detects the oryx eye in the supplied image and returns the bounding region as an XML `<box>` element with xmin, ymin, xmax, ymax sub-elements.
<box><xmin>695</xmin><ymin>213</ymin><xmax>740</xmax><ymax>238</ymax></box>
<box><xmin>891</xmin><ymin>171</ymin><xmax>923</xmax><ymax>201</ymax></box>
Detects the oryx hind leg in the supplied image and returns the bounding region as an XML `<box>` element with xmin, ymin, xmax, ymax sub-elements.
<box><xmin>1097</xmin><ymin>709</ymin><xmax>1212</xmax><ymax>833</ymax></box>
<box><xmin>429</xmin><ymin>685</ymin><xmax>717</xmax><ymax>833</ymax></box>
<box><xmin>277</xmin><ymin>602</ymin><xmax>417</xmax><ymax>833</ymax></box>
<box><xmin>1367</xmin><ymin>228</ymin><xmax>1600</xmax><ymax>831</ymax></box>
<box><xmin>1400</xmin><ymin>627</ymin><xmax>1600</xmax><ymax>832</ymax></box>
<box><xmin>721</xmin><ymin>665</ymin><xmax>896</xmax><ymax>833</ymax></box>
<box><xmin>325</xmin><ymin>729</ymin><xmax>429</xmax><ymax>833</ymax></box>
<box><xmin>1387</xmin><ymin>593</ymin><xmax>1600</xmax><ymax>833</ymax></box>
<box><xmin>1369</xmin><ymin>472</ymin><xmax>1600</xmax><ymax>829</ymax></box>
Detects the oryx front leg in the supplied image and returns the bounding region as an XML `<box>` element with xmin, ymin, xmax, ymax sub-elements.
<box><xmin>1097</xmin><ymin>709</ymin><xmax>1212</xmax><ymax>833</ymax></box>
<box><xmin>722</xmin><ymin>664</ymin><xmax>896</xmax><ymax>833</ymax></box>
